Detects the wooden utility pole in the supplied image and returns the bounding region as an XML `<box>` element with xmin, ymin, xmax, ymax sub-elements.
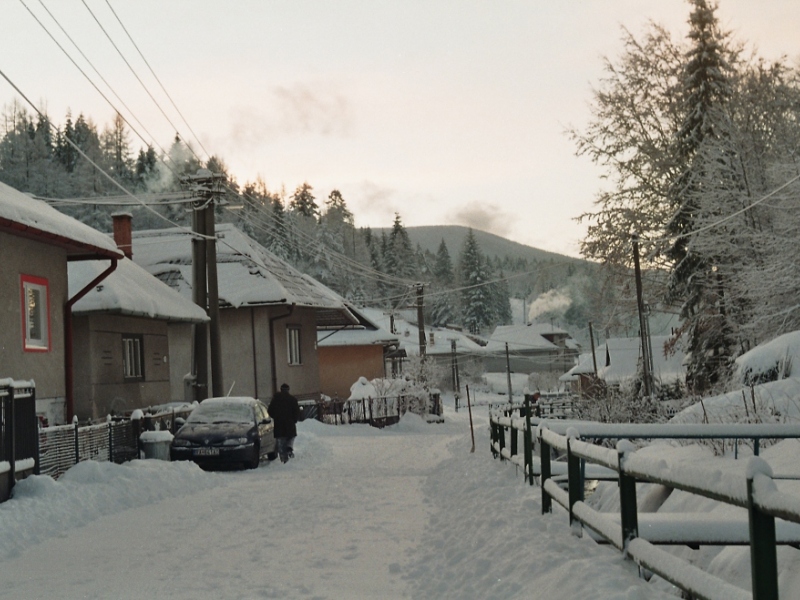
<box><xmin>505</xmin><ymin>342</ymin><xmax>513</xmax><ymax>401</ymax></box>
<box><xmin>186</xmin><ymin>169</ymin><xmax>226</xmax><ymax>400</ymax></box>
<box><xmin>416</xmin><ymin>284</ymin><xmax>426</xmax><ymax>359</ymax></box>
<box><xmin>631</xmin><ymin>235</ymin><xmax>653</xmax><ymax>398</ymax></box>
<box><xmin>588</xmin><ymin>321</ymin><xmax>598</xmax><ymax>375</ymax></box>
<box><xmin>191</xmin><ymin>204</ymin><xmax>208</xmax><ymax>401</ymax></box>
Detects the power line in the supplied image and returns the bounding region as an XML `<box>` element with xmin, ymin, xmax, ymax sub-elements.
<box><xmin>79</xmin><ymin>0</ymin><xmax>186</xmax><ymax>150</ymax></box>
<box><xmin>0</xmin><ymin>66</ymin><xmax>212</xmax><ymax>240</ymax></box>
<box><xmin>102</xmin><ymin>0</ymin><xmax>210</xmax><ymax>159</ymax></box>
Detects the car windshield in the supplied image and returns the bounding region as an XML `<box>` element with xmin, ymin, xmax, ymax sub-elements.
<box><xmin>187</xmin><ymin>402</ymin><xmax>253</xmax><ymax>425</ymax></box>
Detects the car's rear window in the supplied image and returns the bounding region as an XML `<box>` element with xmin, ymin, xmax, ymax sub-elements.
<box><xmin>187</xmin><ymin>402</ymin><xmax>254</xmax><ymax>424</ymax></box>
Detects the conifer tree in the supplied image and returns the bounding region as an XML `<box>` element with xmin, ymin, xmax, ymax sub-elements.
<box><xmin>459</xmin><ymin>228</ymin><xmax>493</xmax><ymax>334</ymax></box>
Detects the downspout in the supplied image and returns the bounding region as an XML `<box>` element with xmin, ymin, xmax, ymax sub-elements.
<box><xmin>65</xmin><ymin>258</ymin><xmax>118</xmax><ymax>422</ymax></box>
<box><xmin>269</xmin><ymin>303</ymin><xmax>295</xmax><ymax>398</ymax></box>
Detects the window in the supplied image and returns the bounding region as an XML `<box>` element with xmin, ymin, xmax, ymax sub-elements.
<box><xmin>122</xmin><ymin>335</ymin><xmax>144</xmax><ymax>380</ymax></box>
<box><xmin>287</xmin><ymin>326</ymin><xmax>302</xmax><ymax>365</ymax></box>
<box><xmin>20</xmin><ymin>275</ymin><xmax>50</xmax><ymax>352</ymax></box>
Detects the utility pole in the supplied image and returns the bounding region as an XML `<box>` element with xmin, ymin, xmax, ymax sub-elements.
<box><xmin>588</xmin><ymin>321</ymin><xmax>598</xmax><ymax>375</ymax></box>
<box><xmin>505</xmin><ymin>342</ymin><xmax>513</xmax><ymax>402</ymax></box>
<box><xmin>190</xmin><ymin>200</ymin><xmax>208</xmax><ymax>401</ymax></box>
<box><xmin>185</xmin><ymin>169</ymin><xmax>226</xmax><ymax>400</ymax></box>
<box><xmin>416</xmin><ymin>284</ymin><xmax>426</xmax><ymax>359</ymax></box>
<box><xmin>631</xmin><ymin>234</ymin><xmax>653</xmax><ymax>398</ymax></box>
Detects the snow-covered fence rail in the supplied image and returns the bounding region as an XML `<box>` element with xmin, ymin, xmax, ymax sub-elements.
<box><xmin>0</xmin><ymin>379</ymin><xmax>38</xmax><ymax>501</ymax></box>
<box><xmin>490</xmin><ymin>414</ymin><xmax>800</xmax><ymax>600</ymax></box>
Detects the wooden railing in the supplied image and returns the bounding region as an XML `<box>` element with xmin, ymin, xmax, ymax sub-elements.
<box><xmin>489</xmin><ymin>412</ymin><xmax>800</xmax><ymax>600</ymax></box>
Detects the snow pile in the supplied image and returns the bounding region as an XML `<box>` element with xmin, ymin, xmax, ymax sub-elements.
<box><xmin>734</xmin><ymin>330</ymin><xmax>800</xmax><ymax>384</ymax></box>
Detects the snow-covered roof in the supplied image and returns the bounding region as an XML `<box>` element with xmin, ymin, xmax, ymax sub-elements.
<box><xmin>558</xmin><ymin>351</ymin><xmax>598</xmax><ymax>382</ymax></box>
<box><xmin>69</xmin><ymin>258</ymin><xmax>209</xmax><ymax>323</ymax></box>
<box><xmin>599</xmin><ymin>336</ymin><xmax>685</xmax><ymax>385</ymax></box>
<box><xmin>0</xmin><ymin>181</ymin><xmax>121</xmax><ymax>259</ymax></box>
<box><xmin>311</xmin><ymin>282</ymin><xmax>398</xmax><ymax>348</ymax></box>
<box><xmin>359</xmin><ymin>307</ymin><xmax>484</xmax><ymax>357</ymax></box>
<box><xmin>483</xmin><ymin>324</ymin><xmax>563</xmax><ymax>353</ymax></box>
<box><xmin>132</xmin><ymin>224</ymin><xmax>356</xmax><ymax>321</ymax></box>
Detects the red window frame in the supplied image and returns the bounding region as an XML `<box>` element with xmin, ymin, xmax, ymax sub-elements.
<box><xmin>20</xmin><ymin>274</ymin><xmax>51</xmax><ymax>352</ymax></box>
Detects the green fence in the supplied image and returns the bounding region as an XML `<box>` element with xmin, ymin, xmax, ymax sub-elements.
<box><xmin>489</xmin><ymin>413</ymin><xmax>800</xmax><ymax>600</ymax></box>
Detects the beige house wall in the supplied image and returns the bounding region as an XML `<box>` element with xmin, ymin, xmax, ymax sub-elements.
<box><xmin>318</xmin><ymin>345</ymin><xmax>385</xmax><ymax>400</ymax></box>
<box><xmin>213</xmin><ymin>305</ymin><xmax>320</xmax><ymax>403</ymax></box>
<box><xmin>0</xmin><ymin>233</ymin><xmax>68</xmax><ymax>421</ymax></box>
<box><xmin>72</xmin><ymin>313</ymin><xmax>172</xmax><ymax>421</ymax></box>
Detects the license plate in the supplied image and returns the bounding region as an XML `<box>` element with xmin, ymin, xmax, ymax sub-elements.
<box><xmin>194</xmin><ymin>448</ymin><xmax>220</xmax><ymax>456</ymax></box>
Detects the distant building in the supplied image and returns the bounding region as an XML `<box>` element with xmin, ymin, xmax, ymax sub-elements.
<box><xmin>483</xmin><ymin>323</ymin><xmax>580</xmax><ymax>374</ymax></box>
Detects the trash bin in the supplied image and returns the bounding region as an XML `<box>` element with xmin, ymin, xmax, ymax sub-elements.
<box><xmin>139</xmin><ymin>430</ymin><xmax>174</xmax><ymax>460</ymax></box>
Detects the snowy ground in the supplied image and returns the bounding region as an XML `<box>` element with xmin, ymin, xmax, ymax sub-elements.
<box><xmin>0</xmin><ymin>394</ymin><xmax>676</xmax><ymax>600</ymax></box>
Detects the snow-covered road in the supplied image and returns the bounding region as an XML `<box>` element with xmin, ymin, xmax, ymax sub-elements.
<box><xmin>0</xmin><ymin>404</ymin><xmax>671</xmax><ymax>599</ymax></box>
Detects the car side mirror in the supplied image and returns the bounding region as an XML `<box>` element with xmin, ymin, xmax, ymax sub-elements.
<box><xmin>260</xmin><ymin>418</ymin><xmax>272</xmax><ymax>425</ymax></box>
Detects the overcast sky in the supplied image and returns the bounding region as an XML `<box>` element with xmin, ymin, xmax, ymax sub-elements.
<box><xmin>2</xmin><ymin>1</ymin><xmax>799</xmax><ymax>256</ymax></box>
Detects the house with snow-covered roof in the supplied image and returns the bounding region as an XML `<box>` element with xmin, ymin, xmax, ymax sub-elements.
<box><xmin>0</xmin><ymin>181</ymin><xmax>123</xmax><ymax>424</ymax></box>
<box><xmin>69</xmin><ymin>215</ymin><xmax>208</xmax><ymax>420</ymax></box>
<box><xmin>314</xmin><ymin>288</ymin><xmax>400</xmax><ymax>399</ymax></box>
<box><xmin>560</xmin><ymin>336</ymin><xmax>685</xmax><ymax>397</ymax></box>
<box><xmin>358</xmin><ymin>307</ymin><xmax>486</xmax><ymax>389</ymax></box>
<box><xmin>132</xmin><ymin>223</ymin><xmax>359</xmax><ymax>402</ymax></box>
<box><xmin>483</xmin><ymin>323</ymin><xmax>580</xmax><ymax>375</ymax></box>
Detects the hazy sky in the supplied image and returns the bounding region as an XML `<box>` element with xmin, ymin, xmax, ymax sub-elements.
<box><xmin>2</xmin><ymin>1</ymin><xmax>799</xmax><ymax>256</ymax></box>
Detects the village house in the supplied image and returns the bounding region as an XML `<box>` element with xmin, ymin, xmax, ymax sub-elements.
<box><xmin>132</xmin><ymin>223</ymin><xmax>359</xmax><ymax>403</ymax></box>
<box><xmin>560</xmin><ymin>336</ymin><xmax>686</xmax><ymax>398</ymax></box>
<box><xmin>0</xmin><ymin>181</ymin><xmax>122</xmax><ymax>424</ymax></box>
<box><xmin>315</xmin><ymin>295</ymin><xmax>400</xmax><ymax>400</ymax></box>
<box><xmin>359</xmin><ymin>307</ymin><xmax>485</xmax><ymax>390</ymax></box>
<box><xmin>69</xmin><ymin>214</ymin><xmax>209</xmax><ymax>421</ymax></box>
<box><xmin>483</xmin><ymin>323</ymin><xmax>580</xmax><ymax>375</ymax></box>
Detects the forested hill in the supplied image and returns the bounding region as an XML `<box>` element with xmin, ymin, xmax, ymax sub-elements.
<box><xmin>376</xmin><ymin>225</ymin><xmax>586</xmax><ymax>267</ymax></box>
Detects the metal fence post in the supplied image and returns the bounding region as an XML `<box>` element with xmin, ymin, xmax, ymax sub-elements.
<box><xmin>73</xmin><ymin>415</ymin><xmax>80</xmax><ymax>466</ymax></box>
<box><xmin>540</xmin><ymin>431</ymin><xmax>552</xmax><ymax>514</ymax></box>
<box><xmin>747</xmin><ymin>472</ymin><xmax>778</xmax><ymax>600</ymax></box>
<box><xmin>618</xmin><ymin>441</ymin><xmax>638</xmax><ymax>553</ymax></box>
<box><xmin>108</xmin><ymin>415</ymin><xmax>114</xmax><ymax>464</ymax></box>
<box><xmin>7</xmin><ymin>386</ymin><xmax>16</xmax><ymax>497</ymax></box>
<box><xmin>510</xmin><ymin>421</ymin><xmax>518</xmax><ymax>459</ymax></box>
<box><xmin>567</xmin><ymin>436</ymin><xmax>583</xmax><ymax>533</ymax></box>
<box><xmin>524</xmin><ymin>400</ymin><xmax>534</xmax><ymax>486</ymax></box>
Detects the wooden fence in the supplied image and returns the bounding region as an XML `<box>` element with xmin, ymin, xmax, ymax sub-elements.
<box><xmin>316</xmin><ymin>392</ymin><xmax>443</xmax><ymax>427</ymax></box>
<box><xmin>489</xmin><ymin>411</ymin><xmax>800</xmax><ymax>600</ymax></box>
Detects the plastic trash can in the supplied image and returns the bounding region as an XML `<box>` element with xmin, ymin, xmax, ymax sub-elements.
<box><xmin>139</xmin><ymin>430</ymin><xmax>174</xmax><ymax>460</ymax></box>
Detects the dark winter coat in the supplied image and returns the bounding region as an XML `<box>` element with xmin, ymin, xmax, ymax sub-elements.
<box><xmin>269</xmin><ymin>390</ymin><xmax>301</xmax><ymax>438</ymax></box>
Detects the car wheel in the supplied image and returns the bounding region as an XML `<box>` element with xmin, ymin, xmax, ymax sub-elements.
<box><xmin>246</xmin><ymin>444</ymin><xmax>260</xmax><ymax>469</ymax></box>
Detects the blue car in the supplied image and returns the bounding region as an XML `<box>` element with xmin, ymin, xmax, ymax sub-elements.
<box><xmin>170</xmin><ymin>397</ymin><xmax>277</xmax><ymax>469</ymax></box>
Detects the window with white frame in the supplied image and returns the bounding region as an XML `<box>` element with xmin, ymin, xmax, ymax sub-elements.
<box><xmin>287</xmin><ymin>326</ymin><xmax>302</xmax><ymax>365</ymax></box>
<box><xmin>122</xmin><ymin>335</ymin><xmax>144</xmax><ymax>379</ymax></box>
<box><xmin>21</xmin><ymin>275</ymin><xmax>50</xmax><ymax>351</ymax></box>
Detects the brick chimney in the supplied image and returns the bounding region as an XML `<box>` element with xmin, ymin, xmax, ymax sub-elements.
<box><xmin>111</xmin><ymin>212</ymin><xmax>133</xmax><ymax>259</ymax></box>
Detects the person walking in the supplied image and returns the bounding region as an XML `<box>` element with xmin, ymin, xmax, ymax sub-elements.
<box><xmin>269</xmin><ymin>383</ymin><xmax>301</xmax><ymax>463</ymax></box>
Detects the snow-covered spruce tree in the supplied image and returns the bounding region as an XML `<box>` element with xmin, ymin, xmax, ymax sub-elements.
<box><xmin>491</xmin><ymin>269</ymin><xmax>513</xmax><ymax>326</ymax></box>
<box><xmin>288</xmin><ymin>182</ymin><xmax>319</xmax><ymax>220</ymax></box>
<box><xmin>666</xmin><ymin>0</ymin><xmax>740</xmax><ymax>393</ymax></box>
<box><xmin>429</xmin><ymin>239</ymin><xmax>457</xmax><ymax>327</ymax></box>
<box><xmin>458</xmin><ymin>228</ymin><xmax>493</xmax><ymax>335</ymax></box>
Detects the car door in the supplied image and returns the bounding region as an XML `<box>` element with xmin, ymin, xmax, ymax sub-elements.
<box><xmin>256</xmin><ymin>402</ymin><xmax>275</xmax><ymax>452</ymax></box>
